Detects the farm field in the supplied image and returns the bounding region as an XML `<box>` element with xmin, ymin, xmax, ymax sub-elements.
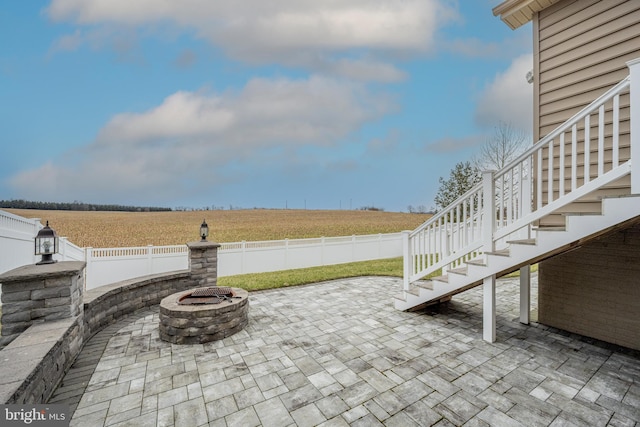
<box><xmin>6</xmin><ymin>209</ymin><xmax>431</xmax><ymax>248</ymax></box>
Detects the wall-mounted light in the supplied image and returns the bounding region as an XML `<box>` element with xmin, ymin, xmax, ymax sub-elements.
<box><xmin>526</xmin><ymin>69</ymin><xmax>534</xmax><ymax>84</ymax></box>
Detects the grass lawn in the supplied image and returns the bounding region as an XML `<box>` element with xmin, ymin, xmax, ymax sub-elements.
<box><xmin>218</xmin><ymin>257</ymin><xmax>406</xmax><ymax>291</ymax></box>
<box><xmin>218</xmin><ymin>258</ymin><xmax>538</xmax><ymax>292</ymax></box>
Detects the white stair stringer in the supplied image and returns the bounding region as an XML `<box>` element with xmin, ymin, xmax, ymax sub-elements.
<box><xmin>394</xmin><ymin>195</ymin><xmax>640</xmax><ymax>311</ymax></box>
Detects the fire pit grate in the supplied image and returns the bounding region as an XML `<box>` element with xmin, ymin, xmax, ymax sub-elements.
<box><xmin>178</xmin><ymin>287</ymin><xmax>236</xmax><ymax>305</ymax></box>
<box><xmin>191</xmin><ymin>287</ymin><xmax>233</xmax><ymax>297</ymax></box>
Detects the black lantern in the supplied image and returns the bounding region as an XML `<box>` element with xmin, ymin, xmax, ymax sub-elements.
<box><xmin>200</xmin><ymin>219</ymin><xmax>209</xmax><ymax>242</ymax></box>
<box><xmin>35</xmin><ymin>221</ymin><xmax>59</xmax><ymax>265</ymax></box>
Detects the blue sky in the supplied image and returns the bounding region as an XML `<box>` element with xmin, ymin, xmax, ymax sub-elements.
<box><xmin>1</xmin><ymin>0</ymin><xmax>532</xmax><ymax>212</ymax></box>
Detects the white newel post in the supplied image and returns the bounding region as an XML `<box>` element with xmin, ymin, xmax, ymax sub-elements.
<box><xmin>628</xmin><ymin>58</ymin><xmax>640</xmax><ymax>194</ymax></box>
<box><xmin>402</xmin><ymin>230</ymin><xmax>410</xmax><ymax>292</ymax></box>
<box><xmin>482</xmin><ymin>170</ymin><xmax>496</xmax><ymax>342</ymax></box>
<box><xmin>482</xmin><ymin>170</ymin><xmax>496</xmax><ymax>253</ymax></box>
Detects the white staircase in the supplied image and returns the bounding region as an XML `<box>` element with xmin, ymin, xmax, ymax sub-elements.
<box><xmin>395</xmin><ymin>60</ymin><xmax>640</xmax><ymax>342</ymax></box>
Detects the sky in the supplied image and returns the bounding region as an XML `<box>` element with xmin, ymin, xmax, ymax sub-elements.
<box><xmin>0</xmin><ymin>0</ymin><xmax>533</xmax><ymax>212</ymax></box>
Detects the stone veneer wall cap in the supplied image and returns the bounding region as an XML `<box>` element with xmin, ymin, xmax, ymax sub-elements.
<box><xmin>186</xmin><ymin>241</ymin><xmax>221</xmax><ymax>250</ymax></box>
<box><xmin>83</xmin><ymin>270</ymin><xmax>191</xmax><ymax>305</ymax></box>
<box><xmin>0</xmin><ymin>261</ymin><xmax>86</xmax><ymax>283</ymax></box>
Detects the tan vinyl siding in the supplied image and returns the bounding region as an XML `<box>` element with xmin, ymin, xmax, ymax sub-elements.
<box><xmin>538</xmin><ymin>221</ymin><xmax>640</xmax><ymax>351</ymax></box>
<box><xmin>537</xmin><ymin>0</ymin><xmax>640</xmax><ymax>142</ymax></box>
<box><xmin>534</xmin><ymin>0</ymin><xmax>640</xmax><ymax>204</ymax></box>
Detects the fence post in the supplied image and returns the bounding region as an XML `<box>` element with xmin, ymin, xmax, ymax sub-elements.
<box><xmin>59</xmin><ymin>237</ymin><xmax>67</xmax><ymax>261</ymax></box>
<box><xmin>85</xmin><ymin>247</ymin><xmax>93</xmax><ymax>290</ymax></box>
<box><xmin>147</xmin><ymin>245</ymin><xmax>153</xmax><ymax>275</ymax></box>
<box><xmin>241</xmin><ymin>241</ymin><xmax>246</xmax><ymax>274</ymax></box>
<box><xmin>482</xmin><ymin>170</ymin><xmax>496</xmax><ymax>254</ymax></box>
<box><xmin>351</xmin><ymin>235</ymin><xmax>356</xmax><ymax>262</ymax></box>
<box><xmin>285</xmin><ymin>238</ymin><xmax>289</xmax><ymax>269</ymax></box>
<box><xmin>402</xmin><ymin>230</ymin><xmax>410</xmax><ymax>292</ymax></box>
<box><xmin>31</xmin><ymin>218</ymin><xmax>41</xmax><ymax>265</ymax></box>
<box><xmin>627</xmin><ymin>57</ymin><xmax>640</xmax><ymax>193</ymax></box>
<box><xmin>321</xmin><ymin>236</ymin><xmax>325</xmax><ymax>265</ymax></box>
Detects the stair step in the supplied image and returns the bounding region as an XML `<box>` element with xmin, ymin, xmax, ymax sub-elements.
<box><xmin>406</xmin><ymin>285</ymin><xmax>420</xmax><ymax>296</ymax></box>
<box><xmin>554</xmin><ymin>200</ymin><xmax>602</xmax><ymax>214</ymax></box>
<box><xmin>561</xmin><ymin>212</ymin><xmax>602</xmax><ymax>216</ymax></box>
<box><xmin>486</xmin><ymin>249</ymin><xmax>510</xmax><ymax>257</ymax></box>
<box><xmin>533</xmin><ymin>225</ymin><xmax>566</xmax><ymax>231</ymax></box>
<box><xmin>506</xmin><ymin>238</ymin><xmax>536</xmax><ymax>245</ymax></box>
<box><xmin>448</xmin><ymin>267</ymin><xmax>468</xmax><ymax>276</ymax></box>
<box><xmin>431</xmin><ymin>274</ymin><xmax>448</xmax><ymax>283</ymax></box>
<box><xmin>416</xmin><ymin>281</ymin><xmax>434</xmax><ymax>290</ymax></box>
<box><xmin>466</xmin><ymin>257</ymin><xmax>486</xmax><ymax>267</ymax></box>
<box><xmin>392</xmin><ymin>292</ymin><xmax>407</xmax><ymax>302</ymax></box>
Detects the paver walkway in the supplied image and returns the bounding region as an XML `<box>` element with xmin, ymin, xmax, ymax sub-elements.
<box><xmin>50</xmin><ymin>275</ymin><xmax>640</xmax><ymax>426</ymax></box>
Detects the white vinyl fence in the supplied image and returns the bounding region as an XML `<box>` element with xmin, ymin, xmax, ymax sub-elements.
<box><xmin>218</xmin><ymin>233</ymin><xmax>403</xmax><ymax>277</ymax></box>
<box><xmin>85</xmin><ymin>245</ymin><xmax>189</xmax><ymax>289</ymax></box>
<box><xmin>85</xmin><ymin>233</ymin><xmax>404</xmax><ymax>290</ymax></box>
<box><xmin>1</xmin><ymin>210</ymin><xmax>404</xmax><ymax>291</ymax></box>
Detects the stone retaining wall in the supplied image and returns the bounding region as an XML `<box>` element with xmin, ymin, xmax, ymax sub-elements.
<box><xmin>83</xmin><ymin>271</ymin><xmax>191</xmax><ymax>340</ymax></box>
<box><xmin>0</xmin><ymin>317</ymin><xmax>83</xmax><ymax>404</ymax></box>
<box><xmin>0</xmin><ymin>240</ymin><xmax>222</xmax><ymax>404</ymax></box>
<box><xmin>0</xmin><ymin>270</ymin><xmax>194</xmax><ymax>404</ymax></box>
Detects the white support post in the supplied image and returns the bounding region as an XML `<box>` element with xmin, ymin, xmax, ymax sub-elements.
<box><xmin>519</xmin><ymin>265</ymin><xmax>530</xmax><ymax>325</ymax></box>
<box><xmin>402</xmin><ymin>230</ymin><xmax>411</xmax><ymax>292</ymax></box>
<box><xmin>627</xmin><ymin>58</ymin><xmax>640</xmax><ymax>194</ymax></box>
<box><xmin>483</xmin><ymin>274</ymin><xmax>496</xmax><ymax>343</ymax></box>
<box><xmin>482</xmin><ymin>170</ymin><xmax>496</xmax><ymax>254</ymax></box>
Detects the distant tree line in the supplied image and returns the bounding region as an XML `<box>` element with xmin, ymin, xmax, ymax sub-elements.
<box><xmin>0</xmin><ymin>199</ymin><xmax>172</xmax><ymax>212</ymax></box>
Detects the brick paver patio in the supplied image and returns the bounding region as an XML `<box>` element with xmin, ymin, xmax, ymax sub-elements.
<box><xmin>49</xmin><ymin>274</ymin><xmax>640</xmax><ymax>426</ymax></box>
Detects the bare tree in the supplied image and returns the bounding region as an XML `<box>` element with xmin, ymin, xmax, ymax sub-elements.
<box><xmin>432</xmin><ymin>122</ymin><xmax>531</xmax><ymax>214</ymax></box>
<box><xmin>473</xmin><ymin>121</ymin><xmax>530</xmax><ymax>171</ymax></box>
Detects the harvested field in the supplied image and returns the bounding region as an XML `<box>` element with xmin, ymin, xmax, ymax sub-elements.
<box><xmin>6</xmin><ymin>209</ymin><xmax>431</xmax><ymax>248</ymax></box>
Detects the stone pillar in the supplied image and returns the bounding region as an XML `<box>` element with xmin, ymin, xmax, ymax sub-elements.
<box><xmin>187</xmin><ymin>241</ymin><xmax>221</xmax><ymax>287</ymax></box>
<box><xmin>0</xmin><ymin>261</ymin><xmax>85</xmax><ymax>349</ymax></box>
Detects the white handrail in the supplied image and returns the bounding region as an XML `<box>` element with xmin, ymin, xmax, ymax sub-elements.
<box><xmin>404</xmin><ymin>73</ymin><xmax>633</xmax><ymax>288</ymax></box>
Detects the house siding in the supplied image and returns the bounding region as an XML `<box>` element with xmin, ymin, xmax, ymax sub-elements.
<box><xmin>533</xmin><ymin>0</ymin><xmax>640</xmax><ymax>351</ymax></box>
<box><xmin>535</xmin><ymin>0</ymin><xmax>639</xmax><ymax>204</ymax></box>
<box><xmin>538</xmin><ymin>221</ymin><xmax>640</xmax><ymax>351</ymax></box>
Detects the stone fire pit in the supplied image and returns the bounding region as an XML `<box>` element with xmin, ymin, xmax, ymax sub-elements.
<box><xmin>159</xmin><ymin>287</ymin><xmax>249</xmax><ymax>344</ymax></box>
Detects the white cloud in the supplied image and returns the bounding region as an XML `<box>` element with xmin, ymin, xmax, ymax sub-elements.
<box><xmin>10</xmin><ymin>76</ymin><xmax>394</xmax><ymax>204</ymax></box>
<box><xmin>48</xmin><ymin>29</ymin><xmax>83</xmax><ymax>54</ymax></box>
<box><xmin>324</xmin><ymin>58</ymin><xmax>406</xmax><ymax>83</ymax></box>
<box><xmin>46</xmin><ymin>0</ymin><xmax>456</xmax><ymax>80</ymax></box>
<box><xmin>424</xmin><ymin>135</ymin><xmax>484</xmax><ymax>154</ymax></box>
<box><xmin>475</xmin><ymin>53</ymin><xmax>533</xmax><ymax>132</ymax></box>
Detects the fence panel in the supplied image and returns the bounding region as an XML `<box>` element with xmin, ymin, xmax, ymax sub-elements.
<box><xmin>0</xmin><ymin>210</ymin><xmax>87</xmax><ymax>276</ymax></box>
<box><xmin>85</xmin><ymin>245</ymin><xmax>189</xmax><ymax>289</ymax></box>
<box><xmin>217</xmin><ymin>233</ymin><xmax>403</xmax><ymax>277</ymax></box>
<box><xmin>0</xmin><ymin>210</ymin><xmax>41</xmax><ymax>273</ymax></box>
